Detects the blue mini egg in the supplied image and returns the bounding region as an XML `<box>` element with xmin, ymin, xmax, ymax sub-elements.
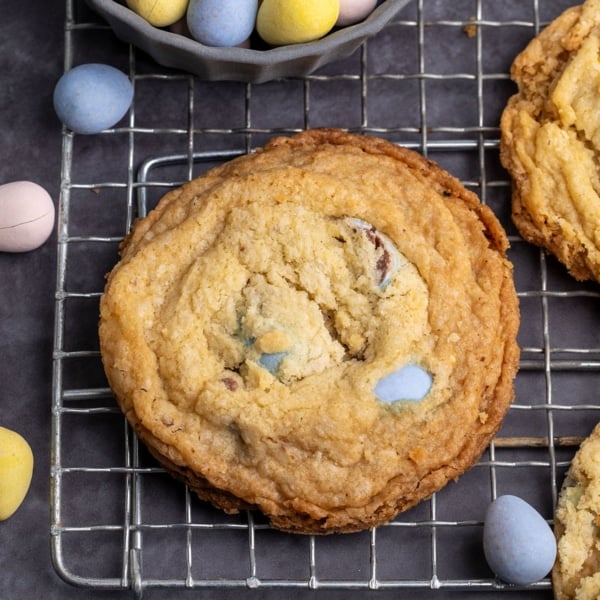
<box><xmin>187</xmin><ymin>0</ymin><xmax>258</xmax><ymax>47</ymax></box>
<box><xmin>374</xmin><ymin>364</ymin><xmax>432</xmax><ymax>403</ymax></box>
<box><xmin>259</xmin><ymin>352</ymin><xmax>287</xmax><ymax>374</ymax></box>
<box><xmin>53</xmin><ymin>64</ymin><xmax>133</xmax><ymax>135</ymax></box>
<box><xmin>483</xmin><ymin>495</ymin><xmax>557</xmax><ymax>585</ymax></box>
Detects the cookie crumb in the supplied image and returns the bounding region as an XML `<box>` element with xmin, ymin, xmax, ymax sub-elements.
<box><xmin>464</xmin><ymin>17</ymin><xmax>477</xmax><ymax>38</ymax></box>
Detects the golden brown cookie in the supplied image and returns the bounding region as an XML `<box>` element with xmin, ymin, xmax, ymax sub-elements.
<box><xmin>553</xmin><ymin>422</ymin><xmax>600</xmax><ymax>599</ymax></box>
<box><xmin>99</xmin><ymin>129</ymin><xmax>520</xmax><ymax>534</ymax></box>
<box><xmin>500</xmin><ymin>0</ymin><xmax>600</xmax><ymax>282</ymax></box>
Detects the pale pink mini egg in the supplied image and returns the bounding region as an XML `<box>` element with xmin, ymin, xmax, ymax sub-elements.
<box><xmin>336</xmin><ymin>0</ymin><xmax>378</xmax><ymax>27</ymax></box>
<box><xmin>0</xmin><ymin>181</ymin><xmax>55</xmax><ymax>252</ymax></box>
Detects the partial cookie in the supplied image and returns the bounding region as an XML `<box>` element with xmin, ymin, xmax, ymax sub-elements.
<box><xmin>500</xmin><ymin>0</ymin><xmax>600</xmax><ymax>281</ymax></box>
<box><xmin>553</xmin><ymin>422</ymin><xmax>600</xmax><ymax>599</ymax></box>
<box><xmin>99</xmin><ymin>129</ymin><xmax>520</xmax><ymax>534</ymax></box>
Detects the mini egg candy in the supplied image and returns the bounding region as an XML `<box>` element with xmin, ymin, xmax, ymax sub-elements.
<box><xmin>346</xmin><ymin>217</ymin><xmax>401</xmax><ymax>288</ymax></box>
<box><xmin>259</xmin><ymin>352</ymin><xmax>287</xmax><ymax>374</ymax></box>
<box><xmin>483</xmin><ymin>495</ymin><xmax>557</xmax><ymax>585</ymax></box>
<box><xmin>53</xmin><ymin>64</ymin><xmax>133</xmax><ymax>135</ymax></box>
<box><xmin>187</xmin><ymin>0</ymin><xmax>258</xmax><ymax>47</ymax></box>
<box><xmin>374</xmin><ymin>364</ymin><xmax>432</xmax><ymax>403</ymax></box>
<box><xmin>256</xmin><ymin>330</ymin><xmax>290</xmax><ymax>374</ymax></box>
<box><xmin>257</xmin><ymin>0</ymin><xmax>340</xmax><ymax>46</ymax></box>
<box><xmin>0</xmin><ymin>181</ymin><xmax>55</xmax><ymax>253</ymax></box>
<box><xmin>0</xmin><ymin>426</ymin><xmax>34</xmax><ymax>521</ymax></box>
<box><xmin>336</xmin><ymin>0</ymin><xmax>377</xmax><ymax>27</ymax></box>
<box><xmin>126</xmin><ymin>0</ymin><xmax>188</xmax><ymax>27</ymax></box>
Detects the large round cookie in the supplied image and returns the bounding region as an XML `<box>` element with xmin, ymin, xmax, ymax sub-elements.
<box><xmin>553</xmin><ymin>422</ymin><xmax>600</xmax><ymax>599</ymax></box>
<box><xmin>99</xmin><ymin>129</ymin><xmax>520</xmax><ymax>534</ymax></box>
<box><xmin>500</xmin><ymin>0</ymin><xmax>600</xmax><ymax>282</ymax></box>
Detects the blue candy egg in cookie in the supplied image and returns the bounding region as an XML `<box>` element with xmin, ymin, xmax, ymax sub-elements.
<box><xmin>53</xmin><ymin>64</ymin><xmax>133</xmax><ymax>135</ymax></box>
<box><xmin>247</xmin><ymin>327</ymin><xmax>292</xmax><ymax>376</ymax></box>
<box><xmin>259</xmin><ymin>352</ymin><xmax>287</xmax><ymax>374</ymax></box>
<box><xmin>483</xmin><ymin>495</ymin><xmax>556</xmax><ymax>585</ymax></box>
<box><xmin>374</xmin><ymin>364</ymin><xmax>432</xmax><ymax>403</ymax></box>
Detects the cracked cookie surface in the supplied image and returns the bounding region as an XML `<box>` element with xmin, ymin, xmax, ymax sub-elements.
<box><xmin>553</xmin><ymin>422</ymin><xmax>600</xmax><ymax>599</ymax></box>
<box><xmin>99</xmin><ymin>129</ymin><xmax>520</xmax><ymax>533</ymax></box>
<box><xmin>500</xmin><ymin>0</ymin><xmax>600</xmax><ymax>282</ymax></box>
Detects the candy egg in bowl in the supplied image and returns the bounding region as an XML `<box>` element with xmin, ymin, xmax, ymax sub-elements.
<box><xmin>84</xmin><ymin>0</ymin><xmax>410</xmax><ymax>83</ymax></box>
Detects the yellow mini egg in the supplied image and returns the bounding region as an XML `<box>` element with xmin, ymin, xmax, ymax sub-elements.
<box><xmin>257</xmin><ymin>0</ymin><xmax>340</xmax><ymax>46</ymax></box>
<box><xmin>126</xmin><ymin>0</ymin><xmax>189</xmax><ymax>28</ymax></box>
<box><xmin>0</xmin><ymin>426</ymin><xmax>34</xmax><ymax>521</ymax></box>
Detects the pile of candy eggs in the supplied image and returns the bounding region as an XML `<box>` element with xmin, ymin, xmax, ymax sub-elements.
<box><xmin>124</xmin><ymin>0</ymin><xmax>381</xmax><ymax>48</ymax></box>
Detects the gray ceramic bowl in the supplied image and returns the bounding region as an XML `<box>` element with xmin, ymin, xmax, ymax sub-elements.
<box><xmin>85</xmin><ymin>0</ymin><xmax>411</xmax><ymax>83</ymax></box>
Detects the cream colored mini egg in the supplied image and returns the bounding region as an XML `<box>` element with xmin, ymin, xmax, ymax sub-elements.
<box><xmin>0</xmin><ymin>426</ymin><xmax>34</xmax><ymax>521</ymax></box>
<box><xmin>336</xmin><ymin>0</ymin><xmax>377</xmax><ymax>27</ymax></box>
<box><xmin>126</xmin><ymin>0</ymin><xmax>189</xmax><ymax>27</ymax></box>
<box><xmin>0</xmin><ymin>181</ymin><xmax>55</xmax><ymax>253</ymax></box>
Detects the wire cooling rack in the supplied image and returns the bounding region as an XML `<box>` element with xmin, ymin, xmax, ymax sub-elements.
<box><xmin>51</xmin><ymin>0</ymin><xmax>600</xmax><ymax>596</ymax></box>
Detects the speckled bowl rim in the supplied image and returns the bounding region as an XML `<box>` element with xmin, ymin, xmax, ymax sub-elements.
<box><xmin>85</xmin><ymin>0</ymin><xmax>411</xmax><ymax>82</ymax></box>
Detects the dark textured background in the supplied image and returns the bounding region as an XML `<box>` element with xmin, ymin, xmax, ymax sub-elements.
<box><xmin>0</xmin><ymin>1</ymin><xmax>586</xmax><ymax>598</ymax></box>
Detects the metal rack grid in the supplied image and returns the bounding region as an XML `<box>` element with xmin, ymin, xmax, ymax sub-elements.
<box><xmin>51</xmin><ymin>0</ymin><xmax>600</xmax><ymax>596</ymax></box>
